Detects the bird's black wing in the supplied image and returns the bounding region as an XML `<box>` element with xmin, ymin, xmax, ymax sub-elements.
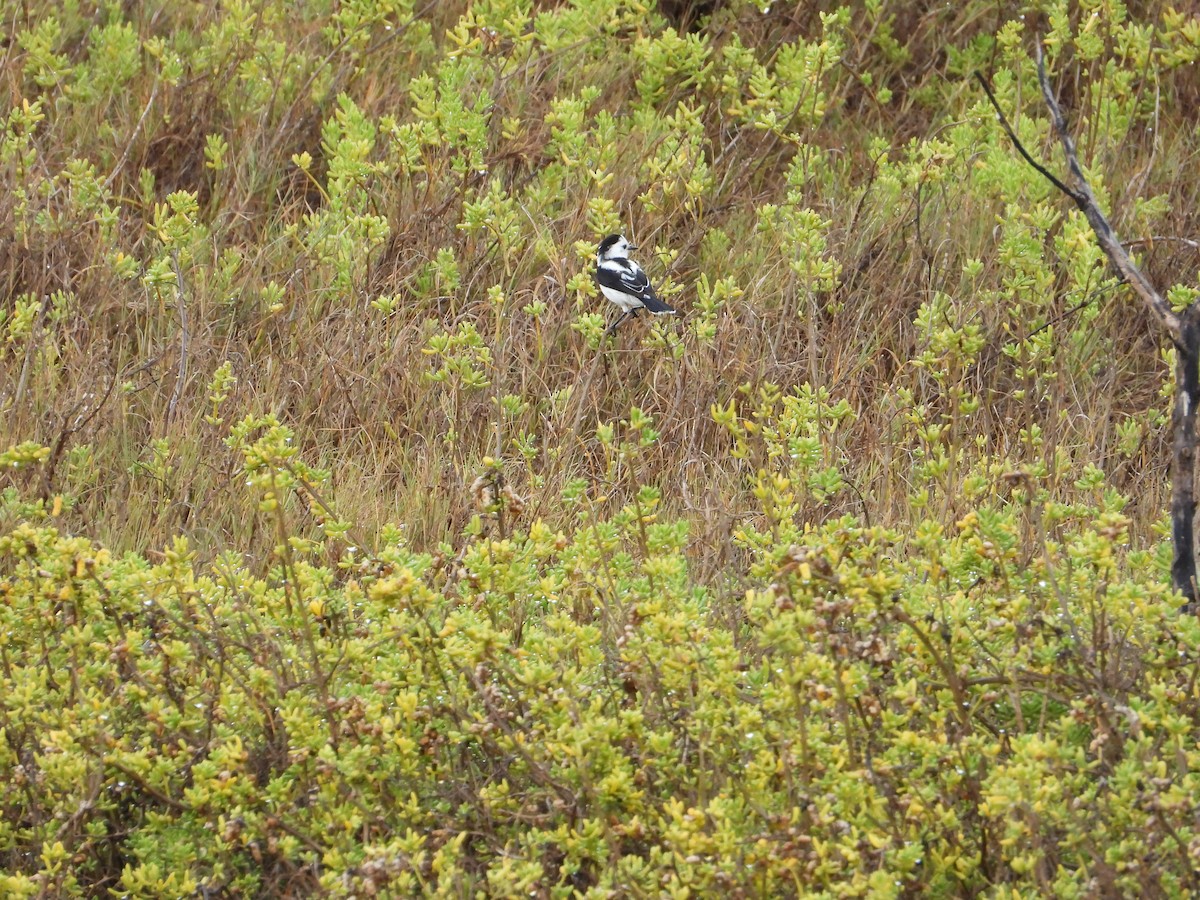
<box><xmin>596</xmin><ymin>261</ymin><xmax>652</xmax><ymax>299</ymax></box>
<box><xmin>596</xmin><ymin>261</ymin><xmax>676</xmax><ymax>314</ymax></box>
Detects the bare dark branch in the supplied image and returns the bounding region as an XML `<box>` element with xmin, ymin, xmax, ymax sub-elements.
<box><xmin>973</xmin><ymin>71</ymin><xmax>1081</xmax><ymax>203</ymax></box>
<box><xmin>978</xmin><ymin>47</ymin><xmax>1198</xmax><ymax>609</ymax></box>
<box><xmin>1031</xmin><ymin>44</ymin><xmax>1182</xmax><ymax>342</ymax></box>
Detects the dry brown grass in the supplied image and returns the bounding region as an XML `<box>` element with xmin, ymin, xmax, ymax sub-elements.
<box><xmin>0</xmin><ymin>0</ymin><xmax>1190</xmax><ymax>578</ymax></box>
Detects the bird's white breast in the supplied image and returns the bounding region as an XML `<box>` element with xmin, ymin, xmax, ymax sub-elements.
<box><xmin>600</xmin><ymin>284</ymin><xmax>641</xmax><ymax>311</ymax></box>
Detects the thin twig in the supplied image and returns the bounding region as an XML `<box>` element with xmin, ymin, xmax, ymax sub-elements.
<box><xmin>1025</xmin><ymin>284</ymin><xmax>1117</xmax><ymax>340</ymax></box>
<box><xmin>167</xmin><ymin>250</ymin><xmax>190</xmax><ymax>426</ymax></box>
<box><xmin>13</xmin><ymin>294</ymin><xmax>51</xmax><ymax>409</ymax></box>
<box><xmin>1124</xmin><ymin>236</ymin><xmax>1200</xmax><ymax>252</ymax></box>
<box><xmin>973</xmin><ymin>71</ymin><xmax>1081</xmax><ymax>203</ymax></box>
<box><xmin>565</xmin><ymin>311</ymin><xmax>630</xmax><ymax>438</ymax></box>
<box><xmin>39</xmin><ymin>369</ymin><xmax>122</xmax><ymax>502</ymax></box>
<box><xmin>103</xmin><ymin>78</ymin><xmax>159</xmax><ymax>191</ymax></box>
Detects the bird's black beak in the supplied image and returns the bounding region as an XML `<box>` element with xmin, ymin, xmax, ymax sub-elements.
<box><xmin>627</xmin><ymin>244</ymin><xmax>638</xmax><ymax>250</ymax></box>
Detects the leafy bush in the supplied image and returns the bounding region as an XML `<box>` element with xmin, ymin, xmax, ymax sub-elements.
<box><xmin>3</xmin><ymin>402</ymin><xmax>1200</xmax><ymax>895</ymax></box>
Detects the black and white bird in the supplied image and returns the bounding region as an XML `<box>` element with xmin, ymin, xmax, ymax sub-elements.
<box><xmin>594</xmin><ymin>234</ymin><xmax>676</xmax><ymax>330</ymax></box>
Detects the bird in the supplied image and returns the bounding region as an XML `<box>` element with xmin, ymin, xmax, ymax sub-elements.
<box><xmin>594</xmin><ymin>234</ymin><xmax>676</xmax><ymax>331</ymax></box>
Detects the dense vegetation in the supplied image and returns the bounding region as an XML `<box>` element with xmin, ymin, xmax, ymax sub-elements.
<box><xmin>4</xmin><ymin>0</ymin><xmax>1200</xmax><ymax>895</ymax></box>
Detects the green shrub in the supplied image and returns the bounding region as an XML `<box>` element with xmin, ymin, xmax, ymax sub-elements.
<box><xmin>3</xmin><ymin>389</ymin><xmax>1200</xmax><ymax>895</ymax></box>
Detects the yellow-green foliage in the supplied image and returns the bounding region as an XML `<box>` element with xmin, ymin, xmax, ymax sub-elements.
<box><xmin>5</xmin><ymin>0</ymin><xmax>1200</xmax><ymax>894</ymax></box>
<box><xmin>3</xmin><ymin>431</ymin><xmax>1200</xmax><ymax>895</ymax></box>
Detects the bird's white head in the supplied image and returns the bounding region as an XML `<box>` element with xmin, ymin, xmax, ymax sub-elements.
<box><xmin>597</xmin><ymin>234</ymin><xmax>636</xmax><ymax>262</ymax></box>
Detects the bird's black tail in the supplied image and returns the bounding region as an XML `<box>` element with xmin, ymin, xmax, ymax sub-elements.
<box><xmin>642</xmin><ymin>294</ymin><xmax>676</xmax><ymax>315</ymax></box>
